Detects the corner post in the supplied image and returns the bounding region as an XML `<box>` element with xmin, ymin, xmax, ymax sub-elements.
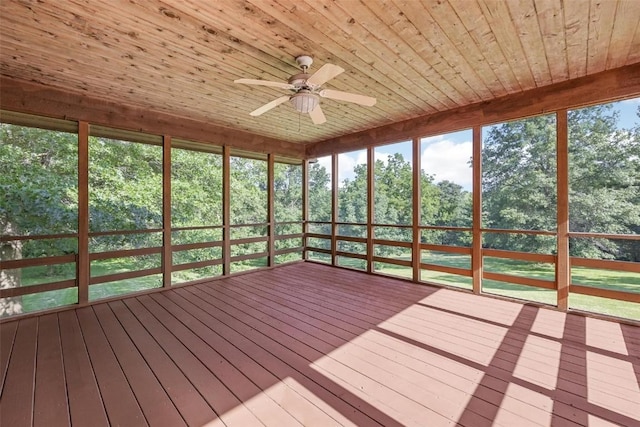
<box><xmin>78</xmin><ymin>121</ymin><xmax>89</xmax><ymax>305</ymax></box>
<box><xmin>557</xmin><ymin>109</ymin><xmax>570</xmax><ymax>310</ymax></box>
<box><xmin>472</xmin><ymin>126</ymin><xmax>482</xmax><ymax>294</ymax></box>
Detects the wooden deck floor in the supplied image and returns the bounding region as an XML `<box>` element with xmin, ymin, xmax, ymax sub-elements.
<box><xmin>1</xmin><ymin>262</ymin><xmax>639</xmax><ymax>427</ymax></box>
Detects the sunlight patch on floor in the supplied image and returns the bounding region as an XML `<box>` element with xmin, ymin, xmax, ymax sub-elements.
<box><xmin>530</xmin><ymin>308</ymin><xmax>566</xmax><ymax>339</ymax></box>
<box><xmin>493</xmin><ymin>383</ymin><xmax>553</xmax><ymax>427</ymax></box>
<box><xmin>513</xmin><ymin>335</ymin><xmax>561</xmax><ymax>390</ymax></box>
<box><xmin>588</xmin><ymin>413</ymin><xmax>629</xmax><ymax>427</ymax></box>
<box><xmin>417</xmin><ymin>288</ymin><xmax>522</xmax><ymax>326</ymax></box>
<box><xmin>587</xmin><ymin>351</ymin><xmax>640</xmax><ymax>420</ymax></box>
<box><xmin>378</xmin><ymin>306</ymin><xmax>508</xmax><ymax>366</ymax></box>
<box><xmin>586</xmin><ymin>317</ymin><xmax>629</xmax><ymax>355</ymax></box>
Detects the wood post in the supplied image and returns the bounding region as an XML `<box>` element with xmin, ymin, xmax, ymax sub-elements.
<box><xmin>412</xmin><ymin>137</ymin><xmax>421</xmax><ymax>282</ymax></box>
<box><xmin>331</xmin><ymin>154</ymin><xmax>338</xmax><ymax>266</ymax></box>
<box><xmin>223</xmin><ymin>146</ymin><xmax>231</xmax><ymax>275</ymax></box>
<box><xmin>557</xmin><ymin>109</ymin><xmax>570</xmax><ymax>310</ymax></box>
<box><xmin>302</xmin><ymin>160</ymin><xmax>309</xmax><ymax>260</ymax></box>
<box><xmin>472</xmin><ymin>126</ymin><xmax>482</xmax><ymax>294</ymax></box>
<box><xmin>162</xmin><ymin>135</ymin><xmax>172</xmax><ymax>287</ymax></box>
<box><xmin>267</xmin><ymin>154</ymin><xmax>275</xmax><ymax>267</ymax></box>
<box><xmin>367</xmin><ymin>148</ymin><xmax>374</xmax><ymax>273</ymax></box>
<box><xmin>77</xmin><ymin>121</ymin><xmax>89</xmax><ymax>304</ymax></box>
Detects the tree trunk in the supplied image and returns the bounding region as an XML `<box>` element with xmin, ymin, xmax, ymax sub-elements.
<box><xmin>1</xmin><ymin>220</ymin><xmax>22</xmax><ymax>316</ymax></box>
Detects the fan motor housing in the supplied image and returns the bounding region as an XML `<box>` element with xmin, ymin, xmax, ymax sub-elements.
<box><xmin>288</xmin><ymin>73</ymin><xmax>312</xmax><ymax>88</ymax></box>
<box><xmin>295</xmin><ymin>55</ymin><xmax>313</xmax><ymax>69</ymax></box>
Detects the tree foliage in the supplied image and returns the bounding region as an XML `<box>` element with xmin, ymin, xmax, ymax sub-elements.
<box><xmin>2</xmin><ymin>101</ymin><xmax>638</xmax><ymax>316</ymax></box>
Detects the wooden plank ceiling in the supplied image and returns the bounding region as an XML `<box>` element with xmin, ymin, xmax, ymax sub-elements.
<box><xmin>1</xmin><ymin>0</ymin><xmax>639</xmax><ymax>145</ymax></box>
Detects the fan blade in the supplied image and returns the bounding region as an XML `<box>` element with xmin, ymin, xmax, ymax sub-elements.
<box><xmin>319</xmin><ymin>89</ymin><xmax>377</xmax><ymax>107</ymax></box>
<box><xmin>309</xmin><ymin>104</ymin><xmax>326</xmax><ymax>125</ymax></box>
<box><xmin>306</xmin><ymin>63</ymin><xmax>345</xmax><ymax>87</ymax></box>
<box><xmin>235</xmin><ymin>78</ymin><xmax>295</xmax><ymax>90</ymax></box>
<box><xmin>250</xmin><ymin>96</ymin><xmax>290</xmax><ymax>116</ymax></box>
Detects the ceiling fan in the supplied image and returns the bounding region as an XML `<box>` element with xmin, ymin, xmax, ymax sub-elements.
<box><xmin>234</xmin><ymin>55</ymin><xmax>376</xmax><ymax>125</ymax></box>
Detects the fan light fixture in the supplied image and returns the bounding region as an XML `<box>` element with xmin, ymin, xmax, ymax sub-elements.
<box><xmin>290</xmin><ymin>90</ymin><xmax>319</xmax><ymax>113</ymax></box>
<box><xmin>234</xmin><ymin>55</ymin><xmax>376</xmax><ymax>125</ymax></box>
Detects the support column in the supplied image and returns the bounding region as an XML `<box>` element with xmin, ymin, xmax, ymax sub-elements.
<box><xmin>367</xmin><ymin>148</ymin><xmax>374</xmax><ymax>273</ymax></box>
<box><xmin>472</xmin><ymin>126</ymin><xmax>482</xmax><ymax>294</ymax></box>
<box><xmin>267</xmin><ymin>154</ymin><xmax>275</xmax><ymax>266</ymax></box>
<box><xmin>412</xmin><ymin>138</ymin><xmax>421</xmax><ymax>283</ymax></box>
<box><xmin>331</xmin><ymin>154</ymin><xmax>338</xmax><ymax>266</ymax></box>
<box><xmin>302</xmin><ymin>160</ymin><xmax>309</xmax><ymax>260</ymax></box>
<box><xmin>223</xmin><ymin>146</ymin><xmax>231</xmax><ymax>275</ymax></box>
<box><xmin>557</xmin><ymin>109</ymin><xmax>570</xmax><ymax>310</ymax></box>
<box><xmin>162</xmin><ymin>135</ymin><xmax>172</xmax><ymax>287</ymax></box>
<box><xmin>77</xmin><ymin>121</ymin><xmax>89</xmax><ymax>305</ymax></box>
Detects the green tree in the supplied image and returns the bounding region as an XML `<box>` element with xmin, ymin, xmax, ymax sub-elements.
<box><xmin>482</xmin><ymin>105</ymin><xmax>640</xmax><ymax>258</ymax></box>
<box><xmin>308</xmin><ymin>162</ymin><xmax>331</xmax><ymax>229</ymax></box>
<box><xmin>1</xmin><ymin>125</ymin><xmax>78</xmax><ymax>315</ymax></box>
<box><xmin>568</xmin><ymin>104</ymin><xmax>640</xmax><ymax>260</ymax></box>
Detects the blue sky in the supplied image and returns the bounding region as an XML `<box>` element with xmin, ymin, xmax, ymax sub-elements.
<box><xmin>319</xmin><ymin>96</ymin><xmax>639</xmax><ymax>190</ymax></box>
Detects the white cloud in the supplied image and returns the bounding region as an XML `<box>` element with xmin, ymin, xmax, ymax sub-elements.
<box><xmin>317</xmin><ymin>155</ymin><xmax>332</xmax><ymax>175</ymax></box>
<box><xmin>621</xmin><ymin>97</ymin><xmax>640</xmax><ymax>104</ymax></box>
<box><xmin>421</xmin><ymin>139</ymin><xmax>473</xmax><ymax>190</ymax></box>
<box><xmin>336</xmin><ymin>150</ymin><xmax>366</xmax><ymax>185</ymax></box>
<box><xmin>420</xmin><ymin>134</ymin><xmax>446</xmax><ymax>144</ymax></box>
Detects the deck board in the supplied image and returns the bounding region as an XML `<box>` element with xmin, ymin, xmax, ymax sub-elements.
<box><xmin>0</xmin><ymin>318</ymin><xmax>37</xmax><ymax>426</ymax></box>
<box><xmin>33</xmin><ymin>314</ymin><xmax>69</xmax><ymax>427</ymax></box>
<box><xmin>92</xmin><ymin>303</ymin><xmax>186</xmax><ymax>427</ymax></box>
<box><xmin>0</xmin><ymin>320</ymin><xmax>18</xmax><ymax>395</ymax></box>
<box><xmin>58</xmin><ymin>310</ymin><xmax>109</xmax><ymax>427</ymax></box>
<box><xmin>75</xmin><ymin>306</ymin><xmax>146</xmax><ymax>426</ymax></box>
<box><xmin>1</xmin><ymin>263</ymin><xmax>638</xmax><ymax>427</ymax></box>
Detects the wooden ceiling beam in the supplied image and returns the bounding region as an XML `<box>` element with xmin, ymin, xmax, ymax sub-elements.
<box><xmin>306</xmin><ymin>63</ymin><xmax>640</xmax><ymax>158</ymax></box>
<box><xmin>0</xmin><ymin>76</ymin><xmax>305</xmax><ymax>159</ymax></box>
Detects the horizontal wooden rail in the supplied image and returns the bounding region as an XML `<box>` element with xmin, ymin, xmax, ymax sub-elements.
<box><xmin>418</xmin><ymin>225</ymin><xmax>472</xmax><ymax>232</ymax></box>
<box><xmin>306</xmin><ymin>233</ymin><xmax>331</xmax><ymax>239</ymax></box>
<box><xmin>1</xmin><ymin>254</ymin><xmax>76</xmax><ymax>270</ymax></box>
<box><xmin>420</xmin><ymin>243</ymin><xmax>472</xmax><ymax>255</ymax></box>
<box><xmin>0</xmin><ymin>233</ymin><xmax>78</xmax><ymax>242</ymax></box>
<box><xmin>0</xmin><ymin>279</ymin><xmax>76</xmax><ymax>298</ymax></box>
<box><xmin>373</xmin><ymin>256</ymin><xmax>412</xmax><ymax>267</ymax></box>
<box><xmin>480</xmin><ymin>228</ymin><xmax>556</xmax><ymax>236</ymax></box>
<box><xmin>569</xmin><ymin>232</ymin><xmax>640</xmax><ymax>241</ymax></box>
<box><xmin>372</xmin><ymin>223</ymin><xmax>412</xmax><ymax>229</ymax></box>
<box><xmin>230</xmin><ymin>236</ymin><xmax>268</xmax><ymax>245</ymax></box>
<box><xmin>570</xmin><ymin>257</ymin><xmax>640</xmax><ymax>273</ymax></box>
<box><xmin>171</xmin><ymin>224</ymin><xmax>223</xmax><ymax>232</ymax></box>
<box><xmin>373</xmin><ymin>239</ymin><xmax>412</xmax><ymax>248</ymax></box>
<box><xmin>90</xmin><ymin>267</ymin><xmax>163</xmax><ymax>285</ymax></box>
<box><xmin>420</xmin><ymin>263</ymin><xmax>472</xmax><ymax>277</ymax></box>
<box><xmin>172</xmin><ymin>241</ymin><xmax>223</xmax><ymax>252</ymax></box>
<box><xmin>89</xmin><ymin>247</ymin><xmax>162</xmax><ymax>261</ymax></box>
<box><xmin>306</xmin><ymin>247</ymin><xmax>331</xmax><ymax>255</ymax></box>
<box><xmin>274</xmin><ymin>233</ymin><xmax>304</xmax><ymax>241</ymax></box>
<box><xmin>336</xmin><ymin>235</ymin><xmax>367</xmax><ymax>243</ymax></box>
<box><xmin>229</xmin><ymin>222</ymin><xmax>269</xmax><ymax>228</ymax></box>
<box><xmin>230</xmin><ymin>252</ymin><xmax>268</xmax><ymax>262</ymax></box>
<box><xmin>334</xmin><ymin>222</ymin><xmax>368</xmax><ymax>226</ymax></box>
<box><xmin>570</xmin><ymin>284</ymin><xmax>640</xmax><ymax>303</ymax></box>
<box><xmin>336</xmin><ymin>251</ymin><xmax>367</xmax><ymax>260</ymax></box>
<box><xmin>306</xmin><ymin>221</ymin><xmax>331</xmax><ymax>225</ymax></box>
<box><xmin>483</xmin><ymin>271</ymin><xmax>556</xmax><ymax>290</ymax></box>
<box><xmin>274</xmin><ymin>221</ymin><xmax>303</xmax><ymax>226</ymax></box>
<box><xmin>483</xmin><ymin>248</ymin><xmax>555</xmax><ymax>263</ymax></box>
<box><xmin>172</xmin><ymin>258</ymin><xmax>223</xmax><ymax>272</ymax></box>
<box><xmin>89</xmin><ymin>228</ymin><xmax>163</xmax><ymax>237</ymax></box>
<box><xmin>274</xmin><ymin>247</ymin><xmax>304</xmax><ymax>256</ymax></box>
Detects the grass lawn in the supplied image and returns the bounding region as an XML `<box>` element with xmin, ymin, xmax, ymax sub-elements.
<box><xmin>11</xmin><ymin>253</ymin><xmax>640</xmax><ymax>321</ymax></box>
<box><xmin>334</xmin><ymin>252</ymin><xmax>640</xmax><ymax>321</ymax></box>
